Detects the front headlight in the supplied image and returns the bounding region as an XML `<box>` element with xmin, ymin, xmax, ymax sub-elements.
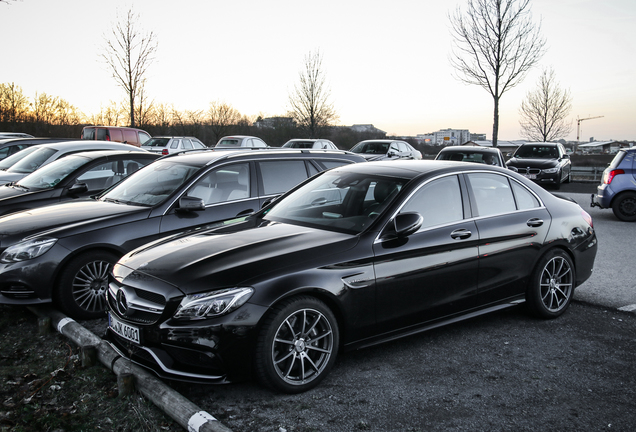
<box><xmin>0</xmin><ymin>238</ymin><xmax>57</xmax><ymax>263</ymax></box>
<box><xmin>174</xmin><ymin>287</ymin><xmax>254</xmax><ymax>320</ymax></box>
<box><xmin>543</xmin><ymin>167</ymin><xmax>559</xmax><ymax>174</ymax></box>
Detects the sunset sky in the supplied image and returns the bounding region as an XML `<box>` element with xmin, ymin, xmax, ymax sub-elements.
<box><xmin>2</xmin><ymin>0</ymin><xmax>634</xmax><ymax>142</ymax></box>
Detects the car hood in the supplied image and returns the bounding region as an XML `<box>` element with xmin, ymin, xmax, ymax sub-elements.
<box><xmin>0</xmin><ymin>184</ymin><xmax>45</xmax><ymax>200</ymax></box>
<box><xmin>356</xmin><ymin>154</ymin><xmax>388</xmax><ymax>161</ymax></box>
<box><xmin>507</xmin><ymin>157</ymin><xmax>559</xmax><ymax>168</ymax></box>
<box><xmin>0</xmin><ymin>173</ymin><xmax>27</xmax><ymax>185</ymax></box>
<box><xmin>116</xmin><ymin>221</ymin><xmax>358</xmax><ymax>295</ymax></box>
<box><xmin>0</xmin><ymin>200</ymin><xmax>149</xmax><ymax>241</ymax></box>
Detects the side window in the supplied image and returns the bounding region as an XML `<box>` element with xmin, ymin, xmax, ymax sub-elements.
<box><xmin>139</xmin><ymin>132</ymin><xmax>151</xmax><ymax>145</ymax></box>
<box><xmin>76</xmin><ymin>160</ymin><xmax>118</xmax><ymax>191</ymax></box>
<box><xmin>511</xmin><ymin>180</ymin><xmax>541</xmax><ymax>210</ymax></box>
<box><xmin>254</xmin><ymin>138</ymin><xmax>267</xmax><ymax>148</ymax></box>
<box><xmin>258</xmin><ymin>160</ymin><xmax>309</xmax><ymax>195</ymax></box>
<box><xmin>182</xmin><ymin>139</ymin><xmax>193</xmax><ymax>150</ymax></box>
<box><xmin>96</xmin><ymin>128</ymin><xmax>108</xmax><ymax>140</ymax></box>
<box><xmin>170</xmin><ymin>139</ymin><xmax>180</xmax><ymax>149</ymax></box>
<box><xmin>400</xmin><ymin>175</ymin><xmax>463</xmax><ymax>229</ymax></box>
<box><xmin>468</xmin><ymin>173</ymin><xmax>516</xmax><ymax>217</ymax></box>
<box><xmin>188</xmin><ymin>163</ymin><xmax>250</xmax><ymax>205</ymax></box>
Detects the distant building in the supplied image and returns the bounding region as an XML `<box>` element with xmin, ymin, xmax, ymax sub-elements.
<box><xmin>350</xmin><ymin>124</ymin><xmax>386</xmax><ymax>135</ymax></box>
<box><xmin>470</xmin><ymin>133</ymin><xmax>487</xmax><ymax>141</ymax></box>
<box><xmin>431</xmin><ymin>128</ymin><xmax>471</xmax><ymax>145</ymax></box>
<box><xmin>577</xmin><ymin>141</ymin><xmax>629</xmax><ymax>154</ymax></box>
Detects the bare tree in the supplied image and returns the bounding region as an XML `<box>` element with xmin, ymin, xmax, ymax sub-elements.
<box><xmin>449</xmin><ymin>0</ymin><xmax>546</xmax><ymax>147</ymax></box>
<box><xmin>102</xmin><ymin>8</ymin><xmax>157</xmax><ymax>128</ymax></box>
<box><xmin>207</xmin><ymin>101</ymin><xmax>242</xmax><ymax>143</ymax></box>
<box><xmin>519</xmin><ymin>68</ymin><xmax>572</xmax><ymax>142</ymax></box>
<box><xmin>288</xmin><ymin>50</ymin><xmax>338</xmax><ymax>138</ymax></box>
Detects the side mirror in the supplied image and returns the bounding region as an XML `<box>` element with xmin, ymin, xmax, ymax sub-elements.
<box><xmin>67</xmin><ymin>183</ymin><xmax>88</xmax><ymax>195</ymax></box>
<box><xmin>382</xmin><ymin>212</ymin><xmax>423</xmax><ymax>240</ymax></box>
<box><xmin>177</xmin><ymin>195</ymin><xmax>205</xmax><ymax>211</ymax></box>
<box><xmin>261</xmin><ymin>195</ymin><xmax>281</xmax><ymax>209</ymax></box>
<box><xmin>506</xmin><ymin>152</ymin><xmax>512</xmax><ymax>157</ymax></box>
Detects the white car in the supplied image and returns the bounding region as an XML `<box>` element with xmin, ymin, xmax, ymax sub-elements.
<box><xmin>215</xmin><ymin>135</ymin><xmax>268</xmax><ymax>149</ymax></box>
<box><xmin>282</xmin><ymin>139</ymin><xmax>338</xmax><ymax>150</ymax></box>
<box><xmin>141</xmin><ymin>136</ymin><xmax>207</xmax><ymax>155</ymax></box>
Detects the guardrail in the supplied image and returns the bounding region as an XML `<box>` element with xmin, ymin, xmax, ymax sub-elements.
<box><xmin>571</xmin><ymin>166</ymin><xmax>605</xmax><ymax>182</ymax></box>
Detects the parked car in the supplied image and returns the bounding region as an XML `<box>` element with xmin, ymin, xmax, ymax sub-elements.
<box><xmin>282</xmin><ymin>139</ymin><xmax>338</xmax><ymax>150</ymax></box>
<box><xmin>215</xmin><ymin>135</ymin><xmax>268</xmax><ymax>149</ymax></box>
<box><xmin>0</xmin><ymin>132</ymin><xmax>34</xmax><ymax>139</ymax></box>
<box><xmin>141</xmin><ymin>136</ymin><xmax>207</xmax><ymax>155</ymax></box>
<box><xmin>506</xmin><ymin>142</ymin><xmax>571</xmax><ymax>189</ymax></box>
<box><xmin>0</xmin><ymin>137</ymin><xmax>80</xmax><ymax>161</ymax></box>
<box><xmin>435</xmin><ymin>145</ymin><xmax>506</xmax><ymax>167</ymax></box>
<box><xmin>590</xmin><ymin>147</ymin><xmax>636</xmax><ymax>221</ymax></box>
<box><xmin>0</xmin><ymin>150</ymin><xmax>160</xmax><ymax>216</ymax></box>
<box><xmin>81</xmin><ymin>126</ymin><xmax>151</xmax><ymax>147</ymax></box>
<box><xmin>105</xmin><ymin>160</ymin><xmax>597</xmax><ymax>393</ymax></box>
<box><xmin>0</xmin><ymin>140</ymin><xmax>143</xmax><ymax>185</ymax></box>
<box><xmin>0</xmin><ymin>149</ymin><xmax>365</xmax><ymax>319</ymax></box>
<box><xmin>350</xmin><ymin>139</ymin><xmax>422</xmax><ymax>161</ymax></box>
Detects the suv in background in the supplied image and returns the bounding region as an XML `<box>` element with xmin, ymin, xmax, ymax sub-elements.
<box><xmin>215</xmin><ymin>135</ymin><xmax>268</xmax><ymax>149</ymax></box>
<box><xmin>141</xmin><ymin>136</ymin><xmax>207</xmax><ymax>155</ymax></box>
<box><xmin>81</xmin><ymin>126</ymin><xmax>151</xmax><ymax>147</ymax></box>
<box><xmin>591</xmin><ymin>147</ymin><xmax>636</xmax><ymax>221</ymax></box>
<box><xmin>0</xmin><ymin>148</ymin><xmax>366</xmax><ymax>319</ymax></box>
<box><xmin>505</xmin><ymin>142</ymin><xmax>571</xmax><ymax>189</ymax></box>
<box><xmin>435</xmin><ymin>145</ymin><xmax>506</xmax><ymax>167</ymax></box>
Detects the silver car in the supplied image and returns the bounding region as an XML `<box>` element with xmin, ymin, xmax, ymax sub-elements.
<box><xmin>282</xmin><ymin>139</ymin><xmax>338</xmax><ymax>150</ymax></box>
<box><xmin>141</xmin><ymin>136</ymin><xmax>207</xmax><ymax>155</ymax></box>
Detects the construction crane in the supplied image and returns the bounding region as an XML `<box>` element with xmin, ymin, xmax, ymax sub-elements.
<box><xmin>577</xmin><ymin>115</ymin><xmax>604</xmax><ymax>141</ymax></box>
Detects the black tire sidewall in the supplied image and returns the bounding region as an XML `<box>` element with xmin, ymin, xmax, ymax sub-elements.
<box><xmin>612</xmin><ymin>192</ymin><xmax>636</xmax><ymax>222</ymax></box>
<box><xmin>255</xmin><ymin>296</ymin><xmax>339</xmax><ymax>394</ymax></box>
<box><xmin>55</xmin><ymin>250</ymin><xmax>118</xmax><ymax>320</ymax></box>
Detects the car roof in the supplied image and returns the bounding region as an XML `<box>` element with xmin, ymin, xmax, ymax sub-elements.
<box><xmin>0</xmin><ymin>137</ymin><xmax>80</xmax><ymax>146</ymax></box>
<box><xmin>159</xmin><ymin>148</ymin><xmax>365</xmax><ymax>167</ymax></box>
<box><xmin>27</xmin><ymin>140</ymin><xmax>142</xmax><ymax>151</ymax></box>
<box><xmin>65</xmin><ymin>150</ymin><xmax>161</xmax><ymax>160</ymax></box>
<box><xmin>440</xmin><ymin>146</ymin><xmax>502</xmax><ymax>153</ymax></box>
<box><xmin>329</xmin><ymin>159</ymin><xmax>512</xmax><ymax>180</ymax></box>
<box><xmin>145</xmin><ymin>136</ymin><xmax>200</xmax><ymax>140</ymax></box>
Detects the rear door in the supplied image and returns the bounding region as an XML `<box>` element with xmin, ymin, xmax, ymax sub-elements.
<box><xmin>464</xmin><ymin>172</ymin><xmax>551</xmax><ymax>305</ymax></box>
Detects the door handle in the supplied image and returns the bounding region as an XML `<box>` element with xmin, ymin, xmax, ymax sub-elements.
<box><xmin>527</xmin><ymin>218</ymin><xmax>544</xmax><ymax>227</ymax></box>
<box><xmin>450</xmin><ymin>228</ymin><xmax>472</xmax><ymax>240</ymax></box>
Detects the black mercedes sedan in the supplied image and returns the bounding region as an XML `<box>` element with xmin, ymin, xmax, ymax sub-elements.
<box><xmin>105</xmin><ymin>160</ymin><xmax>598</xmax><ymax>394</ymax></box>
<box><xmin>506</xmin><ymin>142</ymin><xmax>572</xmax><ymax>189</ymax></box>
<box><xmin>0</xmin><ymin>149</ymin><xmax>364</xmax><ymax>319</ymax></box>
<box><xmin>0</xmin><ymin>150</ymin><xmax>160</xmax><ymax>216</ymax></box>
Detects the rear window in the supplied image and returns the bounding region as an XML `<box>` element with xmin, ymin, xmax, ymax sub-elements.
<box><xmin>144</xmin><ymin>138</ymin><xmax>171</xmax><ymax>148</ymax></box>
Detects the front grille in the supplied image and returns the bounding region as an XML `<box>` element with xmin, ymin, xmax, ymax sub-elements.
<box><xmin>0</xmin><ymin>284</ymin><xmax>35</xmax><ymax>299</ymax></box>
<box><xmin>163</xmin><ymin>344</ymin><xmax>223</xmax><ymax>372</ymax></box>
<box><xmin>517</xmin><ymin>167</ymin><xmax>541</xmax><ymax>175</ymax></box>
<box><xmin>135</xmin><ymin>288</ymin><xmax>166</xmax><ymax>306</ymax></box>
<box><xmin>107</xmin><ymin>283</ymin><xmax>170</xmax><ymax>325</ymax></box>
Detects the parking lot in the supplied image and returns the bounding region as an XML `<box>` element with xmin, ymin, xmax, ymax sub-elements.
<box><xmin>166</xmin><ymin>183</ymin><xmax>636</xmax><ymax>432</ymax></box>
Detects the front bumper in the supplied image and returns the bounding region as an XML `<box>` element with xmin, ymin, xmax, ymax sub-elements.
<box><xmin>106</xmin><ymin>300</ymin><xmax>269</xmax><ymax>383</ymax></box>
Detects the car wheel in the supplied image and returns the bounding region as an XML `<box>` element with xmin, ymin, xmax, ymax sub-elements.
<box><xmin>611</xmin><ymin>191</ymin><xmax>636</xmax><ymax>222</ymax></box>
<box><xmin>255</xmin><ymin>296</ymin><xmax>339</xmax><ymax>394</ymax></box>
<box><xmin>55</xmin><ymin>250</ymin><xmax>118</xmax><ymax>320</ymax></box>
<box><xmin>526</xmin><ymin>249</ymin><xmax>575</xmax><ymax>319</ymax></box>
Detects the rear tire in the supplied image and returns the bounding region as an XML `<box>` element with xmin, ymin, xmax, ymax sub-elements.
<box><xmin>55</xmin><ymin>250</ymin><xmax>118</xmax><ymax>320</ymax></box>
<box><xmin>611</xmin><ymin>191</ymin><xmax>636</xmax><ymax>222</ymax></box>
<box><xmin>526</xmin><ymin>249</ymin><xmax>574</xmax><ymax>319</ymax></box>
<box><xmin>255</xmin><ymin>296</ymin><xmax>339</xmax><ymax>394</ymax></box>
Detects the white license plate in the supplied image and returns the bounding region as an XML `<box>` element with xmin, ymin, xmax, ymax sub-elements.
<box><xmin>109</xmin><ymin>313</ymin><xmax>141</xmax><ymax>344</ymax></box>
<box><xmin>524</xmin><ymin>174</ymin><xmax>537</xmax><ymax>179</ymax></box>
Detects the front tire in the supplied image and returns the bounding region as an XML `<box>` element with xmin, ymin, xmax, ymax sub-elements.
<box><xmin>611</xmin><ymin>191</ymin><xmax>636</xmax><ymax>222</ymax></box>
<box><xmin>255</xmin><ymin>296</ymin><xmax>339</xmax><ymax>394</ymax></box>
<box><xmin>54</xmin><ymin>250</ymin><xmax>118</xmax><ymax>320</ymax></box>
<box><xmin>527</xmin><ymin>249</ymin><xmax>575</xmax><ymax>319</ymax></box>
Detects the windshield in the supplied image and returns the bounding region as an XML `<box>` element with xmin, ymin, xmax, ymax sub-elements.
<box><xmin>143</xmin><ymin>138</ymin><xmax>170</xmax><ymax>148</ymax></box>
<box><xmin>514</xmin><ymin>145</ymin><xmax>558</xmax><ymax>159</ymax></box>
<box><xmin>437</xmin><ymin>151</ymin><xmax>500</xmax><ymax>166</ymax></box>
<box><xmin>350</xmin><ymin>141</ymin><xmax>390</xmax><ymax>155</ymax></box>
<box><xmin>17</xmin><ymin>155</ymin><xmax>88</xmax><ymax>190</ymax></box>
<box><xmin>0</xmin><ymin>146</ymin><xmax>40</xmax><ymax>170</ymax></box>
<box><xmin>100</xmin><ymin>160</ymin><xmax>200</xmax><ymax>206</ymax></box>
<box><xmin>264</xmin><ymin>171</ymin><xmax>407</xmax><ymax>234</ymax></box>
<box><xmin>6</xmin><ymin>147</ymin><xmax>57</xmax><ymax>174</ymax></box>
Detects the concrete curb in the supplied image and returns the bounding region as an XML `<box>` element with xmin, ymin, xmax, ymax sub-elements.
<box><xmin>27</xmin><ymin>306</ymin><xmax>232</xmax><ymax>432</ymax></box>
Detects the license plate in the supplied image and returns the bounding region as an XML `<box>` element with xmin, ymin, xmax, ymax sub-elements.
<box><xmin>109</xmin><ymin>313</ymin><xmax>141</xmax><ymax>344</ymax></box>
<box><xmin>524</xmin><ymin>174</ymin><xmax>537</xmax><ymax>180</ymax></box>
